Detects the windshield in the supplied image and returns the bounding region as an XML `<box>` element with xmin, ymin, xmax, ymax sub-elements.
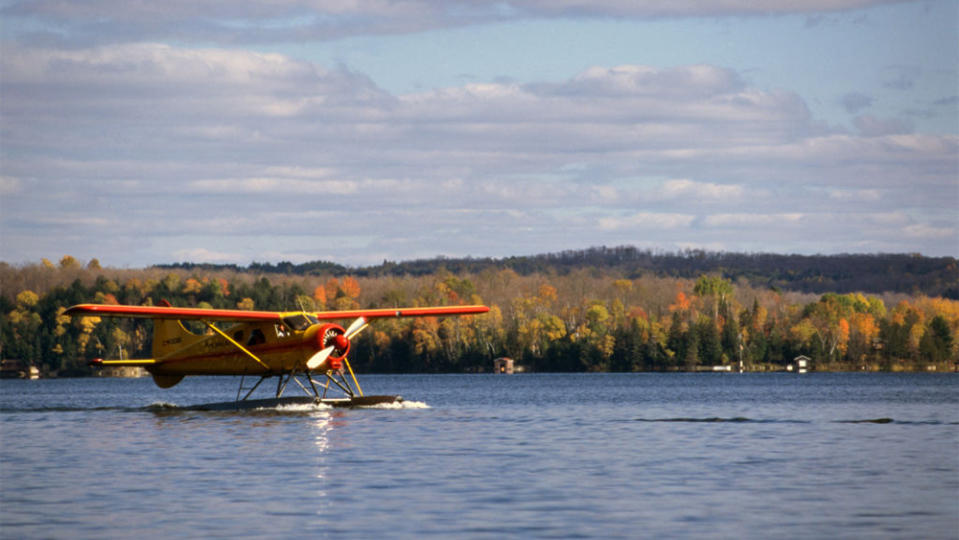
<box><xmin>282</xmin><ymin>314</ymin><xmax>316</xmax><ymax>331</ymax></box>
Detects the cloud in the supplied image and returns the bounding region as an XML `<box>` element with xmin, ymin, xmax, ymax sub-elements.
<box><xmin>881</xmin><ymin>65</ymin><xmax>921</xmax><ymax>90</ymax></box>
<box><xmin>903</xmin><ymin>223</ymin><xmax>955</xmax><ymax>239</ymax></box>
<box><xmin>171</xmin><ymin>248</ymin><xmax>246</xmax><ymax>263</ymax></box>
<box><xmin>0</xmin><ymin>176</ymin><xmax>23</xmax><ymax>196</ymax></box>
<box><xmin>1</xmin><ymin>42</ymin><xmax>955</xmax><ymax>264</ymax></box>
<box><xmin>556</xmin><ymin>64</ymin><xmax>745</xmax><ymax>98</ymax></box>
<box><xmin>840</xmin><ymin>92</ymin><xmax>873</xmax><ymax>114</ymax></box>
<box><xmin>660</xmin><ymin>179</ymin><xmax>744</xmax><ymax>200</ymax></box>
<box><xmin>598</xmin><ymin>212</ymin><xmax>695</xmax><ymax>231</ymax></box>
<box><xmin>703</xmin><ymin>213</ymin><xmax>804</xmax><ymax>227</ymax></box>
<box><xmin>853</xmin><ymin>115</ymin><xmax>914</xmax><ymax>136</ymax></box>
<box><xmin>2</xmin><ymin>46</ymin><xmax>830</xmax><ymax>184</ymax></box>
<box><xmin>827</xmin><ymin>188</ymin><xmax>882</xmax><ymax>201</ymax></box>
<box><xmin>188</xmin><ymin>178</ymin><xmax>361</xmax><ymax>195</ymax></box>
<box><xmin>3</xmin><ymin>0</ymin><xmax>917</xmax><ymax>45</ymax></box>
<box><xmin>933</xmin><ymin>96</ymin><xmax>958</xmax><ymax>107</ymax></box>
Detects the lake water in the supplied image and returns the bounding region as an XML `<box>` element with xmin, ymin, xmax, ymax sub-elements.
<box><xmin>1</xmin><ymin>373</ymin><xmax>957</xmax><ymax>539</ymax></box>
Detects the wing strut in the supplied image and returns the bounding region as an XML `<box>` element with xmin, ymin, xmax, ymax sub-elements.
<box><xmin>201</xmin><ymin>321</ymin><xmax>271</xmax><ymax>371</ymax></box>
<box><xmin>343</xmin><ymin>358</ymin><xmax>363</xmax><ymax>397</ymax></box>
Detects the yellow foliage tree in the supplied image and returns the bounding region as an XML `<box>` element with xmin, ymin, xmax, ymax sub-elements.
<box><xmin>59</xmin><ymin>255</ymin><xmax>79</xmax><ymax>269</ymax></box>
<box><xmin>790</xmin><ymin>319</ymin><xmax>817</xmax><ymax>348</ymax></box>
<box><xmin>16</xmin><ymin>290</ymin><xmax>39</xmax><ymax>308</ymax></box>
<box><xmin>76</xmin><ymin>315</ymin><xmax>101</xmax><ymax>353</ymax></box>
<box><xmin>538</xmin><ymin>284</ymin><xmax>558</xmax><ymax>304</ymax></box>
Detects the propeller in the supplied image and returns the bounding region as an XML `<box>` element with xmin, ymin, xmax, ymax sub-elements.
<box><xmin>306</xmin><ymin>317</ymin><xmax>369</xmax><ymax>371</ymax></box>
<box><xmin>344</xmin><ymin>316</ymin><xmax>369</xmax><ymax>340</ymax></box>
<box><xmin>306</xmin><ymin>345</ymin><xmax>335</xmax><ymax>370</ymax></box>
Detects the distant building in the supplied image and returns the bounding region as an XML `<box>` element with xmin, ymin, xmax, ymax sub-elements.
<box><xmin>0</xmin><ymin>359</ymin><xmax>38</xmax><ymax>379</ymax></box>
<box><xmin>788</xmin><ymin>355</ymin><xmax>811</xmax><ymax>373</ymax></box>
<box><xmin>493</xmin><ymin>357</ymin><xmax>514</xmax><ymax>374</ymax></box>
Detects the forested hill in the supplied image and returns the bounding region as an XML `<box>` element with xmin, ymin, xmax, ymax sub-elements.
<box><xmin>5</xmin><ymin>251</ymin><xmax>957</xmax><ymax>375</ymax></box>
<box><xmin>160</xmin><ymin>248</ymin><xmax>959</xmax><ymax>298</ymax></box>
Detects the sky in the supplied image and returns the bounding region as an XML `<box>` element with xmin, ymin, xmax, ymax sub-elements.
<box><xmin>1</xmin><ymin>0</ymin><xmax>957</xmax><ymax>268</ymax></box>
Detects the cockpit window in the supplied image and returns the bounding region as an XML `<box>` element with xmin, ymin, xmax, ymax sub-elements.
<box><xmin>247</xmin><ymin>329</ymin><xmax>266</xmax><ymax>346</ymax></box>
<box><xmin>283</xmin><ymin>314</ymin><xmax>315</xmax><ymax>331</ymax></box>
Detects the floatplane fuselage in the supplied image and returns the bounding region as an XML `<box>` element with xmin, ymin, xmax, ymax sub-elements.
<box><xmin>65</xmin><ymin>302</ymin><xmax>489</xmax><ymax>409</ymax></box>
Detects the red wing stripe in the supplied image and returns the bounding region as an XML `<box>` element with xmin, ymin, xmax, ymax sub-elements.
<box><xmin>64</xmin><ymin>304</ymin><xmax>282</xmax><ymax>321</ymax></box>
<box><xmin>312</xmin><ymin>305</ymin><xmax>489</xmax><ymax>320</ymax></box>
<box><xmin>65</xmin><ymin>304</ymin><xmax>489</xmax><ymax>321</ymax></box>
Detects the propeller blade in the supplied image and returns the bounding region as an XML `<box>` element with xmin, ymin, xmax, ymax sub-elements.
<box><xmin>345</xmin><ymin>316</ymin><xmax>369</xmax><ymax>339</ymax></box>
<box><xmin>306</xmin><ymin>345</ymin><xmax>335</xmax><ymax>370</ymax></box>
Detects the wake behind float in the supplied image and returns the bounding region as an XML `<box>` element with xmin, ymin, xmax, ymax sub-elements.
<box><xmin>184</xmin><ymin>394</ymin><xmax>404</xmax><ymax>411</ymax></box>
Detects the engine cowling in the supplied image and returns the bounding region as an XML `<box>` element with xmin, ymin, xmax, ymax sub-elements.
<box><xmin>315</xmin><ymin>323</ymin><xmax>349</xmax><ymax>370</ymax></box>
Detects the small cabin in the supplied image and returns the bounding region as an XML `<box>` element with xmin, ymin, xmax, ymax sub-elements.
<box><xmin>787</xmin><ymin>355</ymin><xmax>810</xmax><ymax>373</ymax></box>
<box><xmin>0</xmin><ymin>359</ymin><xmax>38</xmax><ymax>379</ymax></box>
<box><xmin>493</xmin><ymin>357</ymin><xmax>514</xmax><ymax>374</ymax></box>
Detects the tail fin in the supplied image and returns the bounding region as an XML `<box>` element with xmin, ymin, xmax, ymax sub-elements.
<box><xmin>149</xmin><ymin>319</ymin><xmax>196</xmax><ymax>389</ymax></box>
<box><xmin>152</xmin><ymin>319</ymin><xmax>197</xmax><ymax>359</ymax></box>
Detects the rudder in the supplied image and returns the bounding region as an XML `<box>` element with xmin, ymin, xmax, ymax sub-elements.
<box><xmin>152</xmin><ymin>318</ymin><xmax>198</xmax><ymax>359</ymax></box>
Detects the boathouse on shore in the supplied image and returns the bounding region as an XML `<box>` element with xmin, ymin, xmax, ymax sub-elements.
<box><xmin>493</xmin><ymin>357</ymin><xmax>514</xmax><ymax>374</ymax></box>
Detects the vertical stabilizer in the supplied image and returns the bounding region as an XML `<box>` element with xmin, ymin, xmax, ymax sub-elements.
<box><xmin>149</xmin><ymin>318</ymin><xmax>196</xmax><ymax>389</ymax></box>
<box><xmin>152</xmin><ymin>318</ymin><xmax>197</xmax><ymax>359</ymax></box>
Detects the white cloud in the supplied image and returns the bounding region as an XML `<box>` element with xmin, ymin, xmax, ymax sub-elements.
<box><xmin>565</xmin><ymin>64</ymin><xmax>744</xmax><ymax>98</ymax></box>
<box><xmin>854</xmin><ymin>115</ymin><xmax>914</xmax><ymax>137</ymax></box>
<box><xmin>828</xmin><ymin>188</ymin><xmax>882</xmax><ymax>201</ymax></box>
<box><xmin>1</xmin><ymin>0</ymin><xmax>916</xmax><ymax>45</ymax></box>
<box><xmin>188</xmin><ymin>178</ymin><xmax>361</xmax><ymax>195</ymax></box>
<box><xmin>660</xmin><ymin>179</ymin><xmax>744</xmax><ymax>200</ymax></box>
<box><xmin>598</xmin><ymin>212</ymin><xmax>695</xmax><ymax>230</ymax></box>
<box><xmin>172</xmin><ymin>247</ymin><xmax>246</xmax><ymax>263</ymax></box>
<box><xmin>0</xmin><ymin>176</ymin><xmax>23</xmax><ymax>196</ymax></box>
<box><xmin>904</xmin><ymin>223</ymin><xmax>955</xmax><ymax>239</ymax></box>
<box><xmin>703</xmin><ymin>213</ymin><xmax>804</xmax><ymax>227</ymax></box>
<box><xmin>1</xmin><ymin>41</ymin><xmax>955</xmax><ymax>265</ymax></box>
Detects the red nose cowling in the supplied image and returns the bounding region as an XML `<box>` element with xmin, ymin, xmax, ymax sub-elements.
<box><xmin>314</xmin><ymin>323</ymin><xmax>349</xmax><ymax>371</ymax></box>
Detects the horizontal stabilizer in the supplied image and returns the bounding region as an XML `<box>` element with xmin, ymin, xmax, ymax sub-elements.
<box><xmin>65</xmin><ymin>304</ymin><xmax>283</xmax><ymax>322</ymax></box>
<box><xmin>89</xmin><ymin>358</ymin><xmax>158</xmax><ymax>367</ymax></box>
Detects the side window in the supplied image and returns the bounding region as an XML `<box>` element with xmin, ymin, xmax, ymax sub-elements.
<box><xmin>247</xmin><ymin>329</ymin><xmax>266</xmax><ymax>346</ymax></box>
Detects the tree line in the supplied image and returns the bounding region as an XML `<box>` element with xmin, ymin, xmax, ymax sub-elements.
<box><xmin>1</xmin><ymin>255</ymin><xmax>957</xmax><ymax>375</ymax></box>
<box><xmin>158</xmin><ymin>247</ymin><xmax>959</xmax><ymax>298</ymax></box>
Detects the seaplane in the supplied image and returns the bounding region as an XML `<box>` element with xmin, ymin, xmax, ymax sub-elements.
<box><xmin>64</xmin><ymin>301</ymin><xmax>489</xmax><ymax>410</ymax></box>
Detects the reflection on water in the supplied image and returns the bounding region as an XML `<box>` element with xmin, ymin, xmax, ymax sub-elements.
<box><xmin>1</xmin><ymin>374</ymin><xmax>957</xmax><ymax>539</ymax></box>
<box><xmin>311</xmin><ymin>409</ymin><xmax>333</xmax><ymax>513</ymax></box>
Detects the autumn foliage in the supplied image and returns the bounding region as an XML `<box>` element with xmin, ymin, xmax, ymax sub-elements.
<box><xmin>1</xmin><ymin>258</ymin><xmax>956</xmax><ymax>375</ymax></box>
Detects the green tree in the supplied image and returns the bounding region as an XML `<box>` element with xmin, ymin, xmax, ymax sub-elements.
<box><xmin>694</xmin><ymin>275</ymin><xmax>733</xmax><ymax>318</ymax></box>
<box><xmin>919</xmin><ymin>316</ymin><xmax>954</xmax><ymax>364</ymax></box>
<box><xmin>720</xmin><ymin>300</ymin><xmax>740</xmax><ymax>363</ymax></box>
<box><xmin>696</xmin><ymin>315</ymin><xmax>722</xmax><ymax>366</ymax></box>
